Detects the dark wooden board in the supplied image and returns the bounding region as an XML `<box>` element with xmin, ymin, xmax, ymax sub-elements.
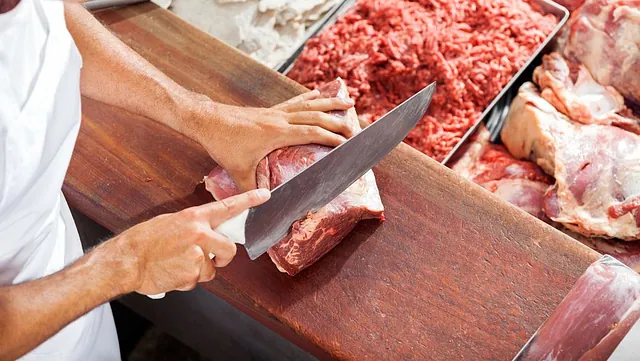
<box><xmin>64</xmin><ymin>3</ymin><xmax>601</xmax><ymax>360</ymax></box>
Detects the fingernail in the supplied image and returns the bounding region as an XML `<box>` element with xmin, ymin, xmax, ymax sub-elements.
<box><xmin>343</xmin><ymin>98</ymin><xmax>355</xmax><ymax>105</ymax></box>
<box><xmin>256</xmin><ymin>188</ymin><xmax>271</xmax><ymax>200</ymax></box>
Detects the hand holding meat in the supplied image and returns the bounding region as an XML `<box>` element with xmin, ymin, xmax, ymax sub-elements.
<box><xmin>188</xmin><ymin>91</ymin><xmax>355</xmax><ymax>192</ymax></box>
<box><xmin>111</xmin><ymin>189</ymin><xmax>270</xmax><ymax>296</ymax></box>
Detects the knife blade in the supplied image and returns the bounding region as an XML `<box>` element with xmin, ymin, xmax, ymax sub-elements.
<box><xmin>146</xmin><ymin>83</ymin><xmax>435</xmax><ymax>299</ymax></box>
<box><xmin>221</xmin><ymin>82</ymin><xmax>435</xmax><ymax>259</ymax></box>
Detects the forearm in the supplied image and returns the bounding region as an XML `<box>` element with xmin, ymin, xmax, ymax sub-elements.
<box><xmin>0</xmin><ymin>239</ymin><xmax>138</xmax><ymax>360</ymax></box>
<box><xmin>63</xmin><ymin>2</ymin><xmax>214</xmax><ymax>141</ymax></box>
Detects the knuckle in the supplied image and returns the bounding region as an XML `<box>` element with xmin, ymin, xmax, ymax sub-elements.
<box><xmin>181</xmin><ymin>207</ymin><xmax>200</xmax><ymax>220</ymax></box>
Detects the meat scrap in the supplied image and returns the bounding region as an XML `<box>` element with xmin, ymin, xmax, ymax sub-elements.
<box><xmin>557</xmin><ymin>0</ymin><xmax>640</xmax><ymax>106</ymax></box>
<box><xmin>532</xmin><ymin>53</ymin><xmax>640</xmax><ymax>134</ymax></box>
<box><xmin>513</xmin><ymin>255</ymin><xmax>640</xmax><ymax>361</ymax></box>
<box><xmin>502</xmin><ymin>81</ymin><xmax>640</xmax><ymax>240</ymax></box>
<box><xmin>288</xmin><ymin>0</ymin><xmax>558</xmax><ymax>161</ymax></box>
<box><xmin>204</xmin><ymin>78</ymin><xmax>384</xmax><ymax>276</ymax></box>
<box><xmin>450</xmin><ymin>124</ymin><xmax>553</xmax><ymax>221</ymax></box>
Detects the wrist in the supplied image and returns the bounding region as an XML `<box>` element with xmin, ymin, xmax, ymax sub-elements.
<box><xmin>88</xmin><ymin>235</ymin><xmax>143</xmax><ymax>296</ymax></box>
<box><xmin>174</xmin><ymin>91</ymin><xmax>223</xmax><ymax>144</ymax></box>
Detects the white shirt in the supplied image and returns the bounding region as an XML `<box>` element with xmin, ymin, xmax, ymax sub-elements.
<box><xmin>0</xmin><ymin>0</ymin><xmax>120</xmax><ymax>359</ymax></box>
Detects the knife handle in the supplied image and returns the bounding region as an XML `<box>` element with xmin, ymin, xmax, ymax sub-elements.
<box><xmin>145</xmin><ymin>210</ymin><xmax>249</xmax><ymax>300</ymax></box>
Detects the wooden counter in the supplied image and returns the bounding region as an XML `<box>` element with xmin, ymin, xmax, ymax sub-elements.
<box><xmin>64</xmin><ymin>3</ymin><xmax>601</xmax><ymax>360</ymax></box>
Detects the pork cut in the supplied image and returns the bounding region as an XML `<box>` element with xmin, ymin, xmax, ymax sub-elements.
<box><xmin>532</xmin><ymin>53</ymin><xmax>640</xmax><ymax>134</ymax></box>
<box><xmin>557</xmin><ymin>0</ymin><xmax>640</xmax><ymax>106</ymax></box>
<box><xmin>204</xmin><ymin>78</ymin><xmax>384</xmax><ymax>276</ymax></box>
<box><xmin>450</xmin><ymin>124</ymin><xmax>553</xmax><ymax>221</ymax></box>
<box><xmin>501</xmin><ymin>82</ymin><xmax>640</xmax><ymax>240</ymax></box>
<box><xmin>513</xmin><ymin>255</ymin><xmax>640</xmax><ymax>361</ymax></box>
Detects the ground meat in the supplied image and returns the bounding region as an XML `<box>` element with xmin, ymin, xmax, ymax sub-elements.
<box><xmin>288</xmin><ymin>0</ymin><xmax>558</xmax><ymax>161</ymax></box>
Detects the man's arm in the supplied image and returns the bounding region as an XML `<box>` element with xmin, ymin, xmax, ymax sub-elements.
<box><xmin>64</xmin><ymin>3</ymin><xmax>355</xmax><ymax>191</ymax></box>
<box><xmin>0</xmin><ymin>239</ymin><xmax>135</xmax><ymax>360</ymax></box>
<box><xmin>0</xmin><ymin>189</ymin><xmax>269</xmax><ymax>360</ymax></box>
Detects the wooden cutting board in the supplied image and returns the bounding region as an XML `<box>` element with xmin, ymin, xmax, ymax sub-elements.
<box><xmin>64</xmin><ymin>3</ymin><xmax>600</xmax><ymax>360</ymax></box>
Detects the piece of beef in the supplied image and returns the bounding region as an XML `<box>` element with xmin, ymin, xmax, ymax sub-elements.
<box><xmin>513</xmin><ymin>255</ymin><xmax>640</xmax><ymax>361</ymax></box>
<box><xmin>532</xmin><ymin>53</ymin><xmax>640</xmax><ymax>134</ymax></box>
<box><xmin>451</xmin><ymin>124</ymin><xmax>554</xmax><ymax>221</ymax></box>
<box><xmin>204</xmin><ymin>78</ymin><xmax>384</xmax><ymax>276</ymax></box>
<box><xmin>557</xmin><ymin>0</ymin><xmax>640</xmax><ymax>106</ymax></box>
<box><xmin>501</xmin><ymin>82</ymin><xmax>640</xmax><ymax>240</ymax></box>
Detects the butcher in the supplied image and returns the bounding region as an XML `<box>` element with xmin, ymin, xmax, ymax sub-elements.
<box><xmin>0</xmin><ymin>0</ymin><xmax>355</xmax><ymax>359</ymax></box>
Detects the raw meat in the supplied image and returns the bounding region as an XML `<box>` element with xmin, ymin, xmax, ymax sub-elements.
<box><xmin>532</xmin><ymin>53</ymin><xmax>640</xmax><ymax>134</ymax></box>
<box><xmin>552</xmin><ymin>0</ymin><xmax>586</xmax><ymax>11</ymax></box>
<box><xmin>204</xmin><ymin>78</ymin><xmax>384</xmax><ymax>276</ymax></box>
<box><xmin>501</xmin><ymin>82</ymin><xmax>640</xmax><ymax>240</ymax></box>
<box><xmin>288</xmin><ymin>0</ymin><xmax>558</xmax><ymax>161</ymax></box>
<box><xmin>557</xmin><ymin>0</ymin><xmax>640</xmax><ymax>106</ymax></box>
<box><xmin>513</xmin><ymin>255</ymin><xmax>640</xmax><ymax>361</ymax></box>
<box><xmin>450</xmin><ymin>124</ymin><xmax>553</xmax><ymax>221</ymax></box>
<box><xmin>166</xmin><ymin>0</ymin><xmax>341</xmax><ymax>68</ymax></box>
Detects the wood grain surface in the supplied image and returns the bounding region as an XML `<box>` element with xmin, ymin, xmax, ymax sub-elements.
<box><xmin>64</xmin><ymin>3</ymin><xmax>601</xmax><ymax>360</ymax></box>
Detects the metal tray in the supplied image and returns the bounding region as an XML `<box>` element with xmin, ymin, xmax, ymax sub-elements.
<box><xmin>278</xmin><ymin>0</ymin><xmax>569</xmax><ymax>163</ymax></box>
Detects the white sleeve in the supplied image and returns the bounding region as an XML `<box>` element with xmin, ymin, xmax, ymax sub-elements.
<box><xmin>0</xmin><ymin>67</ymin><xmax>22</xmax><ymax>215</ymax></box>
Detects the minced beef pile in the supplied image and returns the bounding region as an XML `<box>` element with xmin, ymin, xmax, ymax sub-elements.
<box><xmin>288</xmin><ymin>0</ymin><xmax>558</xmax><ymax>161</ymax></box>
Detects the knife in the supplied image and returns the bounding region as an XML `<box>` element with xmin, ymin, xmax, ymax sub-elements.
<box><xmin>146</xmin><ymin>82</ymin><xmax>435</xmax><ymax>299</ymax></box>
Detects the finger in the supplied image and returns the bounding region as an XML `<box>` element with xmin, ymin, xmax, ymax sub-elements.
<box><xmin>281</xmin><ymin>97</ymin><xmax>355</xmax><ymax>114</ymax></box>
<box><xmin>273</xmin><ymin>90</ymin><xmax>320</xmax><ymax>110</ymax></box>
<box><xmin>288</xmin><ymin>111</ymin><xmax>355</xmax><ymax>138</ymax></box>
<box><xmin>291</xmin><ymin>126</ymin><xmax>347</xmax><ymax>148</ymax></box>
<box><xmin>198</xmin><ymin>257</ymin><xmax>216</xmax><ymax>283</ymax></box>
<box><xmin>203</xmin><ymin>230</ymin><xmax>237</xmax><ymax>267</ymax></box>
<box><xmin>197</xmin><ymin>188</ymin><xmax>271</xmax><ymax>226</ymax></box>
<box><xmin>177</xmin><ymin>245</ymin><xmax>206</xmax><ymax>291</ymax></box>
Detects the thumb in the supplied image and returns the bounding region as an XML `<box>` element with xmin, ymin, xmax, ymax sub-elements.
<box><xmin>229</xmin><ymin>164</ymin><xmax>259</xmax><ymax>193</ymax></box>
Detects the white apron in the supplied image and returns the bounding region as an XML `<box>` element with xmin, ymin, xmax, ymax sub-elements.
<box><xmin>0</xmin><ymin>0</ymin><xmax>120</xmax><ymax>359</ymax></box>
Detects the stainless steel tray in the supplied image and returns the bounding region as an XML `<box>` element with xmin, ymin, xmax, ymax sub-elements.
<box><xmin>279</xmin><ymin>0</ymin><xmax>569</xmax><ymax>164</ymax></box>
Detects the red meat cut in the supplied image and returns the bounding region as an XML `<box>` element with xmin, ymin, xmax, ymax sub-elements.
<box><xmin>513</xmin><ymin>255</ymin><xmax>640</xmax><ymax>361</ymax></box>
<box><xmin>204</xmin><ymin>78</ymin><xmax>384</xmax><ymax>276</ymax></box>
<box><xmin>450</xmin><ymin>124</ymin><xmax>553</xmax><ymax>221</ymax></box>
<box><xmin>501</xmin><ymin>81</ymin><xmax>640</xmax><ymax>240</ymax></box>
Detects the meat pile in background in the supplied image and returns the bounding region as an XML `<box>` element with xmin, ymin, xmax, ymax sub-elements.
<box><xmin>557</xmin><ymin>0</ymin><xmax>640</xmax><ymax>108</ymax></box>
<box><xmin>204</xmin><ymin>79</ymin><xmax>384</xmax><ymax>276</ymax></box>
<box><xmin>451</xmin><ymin>0</ymin><xmax>640</xmax><ymax>272</ymax></box>
<box><xmin>502</xmin><ymin>78</ymin><xmax>640</xmax><ymax>240</ymax></box>
<box><xmin>514</xmin><ymin>255</ymin><xmax>640</xmax><ymax>361</ymax></box>
<box><xmin>288</xmin><ymin>0</ymin><xmax>558</xmax><ymax>161</ymax></box>
<box><xmin>450</xmin><ymin>125</ymin><xmax>553</xmax><ymax>221</ymax></box>
<box><xmin>166</xmin><ymin>0</ymin><xmax>342</xmax><ymax>68</ymax></box>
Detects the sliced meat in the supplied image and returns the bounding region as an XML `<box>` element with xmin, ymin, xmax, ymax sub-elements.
<box><xmin>533</xmin><ymin>53</ymin><xmax>640</xmax><ymax>134</ymax></box>
<box><xmin>557</xmin><ymin>0</ymin><xmax>640</xmax><ymax>106</ymax></box>
<box><xmin>451</xmin><ymin>124</ymin><xmax>553</xmax><ymax>221</ymax></box>
<box><xmin>514</xmin><ymin>255</ymin><xmax>640</xmax><ymax>361</ymax></box>
<box><xmin>501</xmin><ymin>82</ymin><xmax>640</xmax><ymax>240</ymax></box>
<box><xmin>204</xmin><ymin>78</ymin><xmax>384</xmax><ymax>276</ymax></box>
